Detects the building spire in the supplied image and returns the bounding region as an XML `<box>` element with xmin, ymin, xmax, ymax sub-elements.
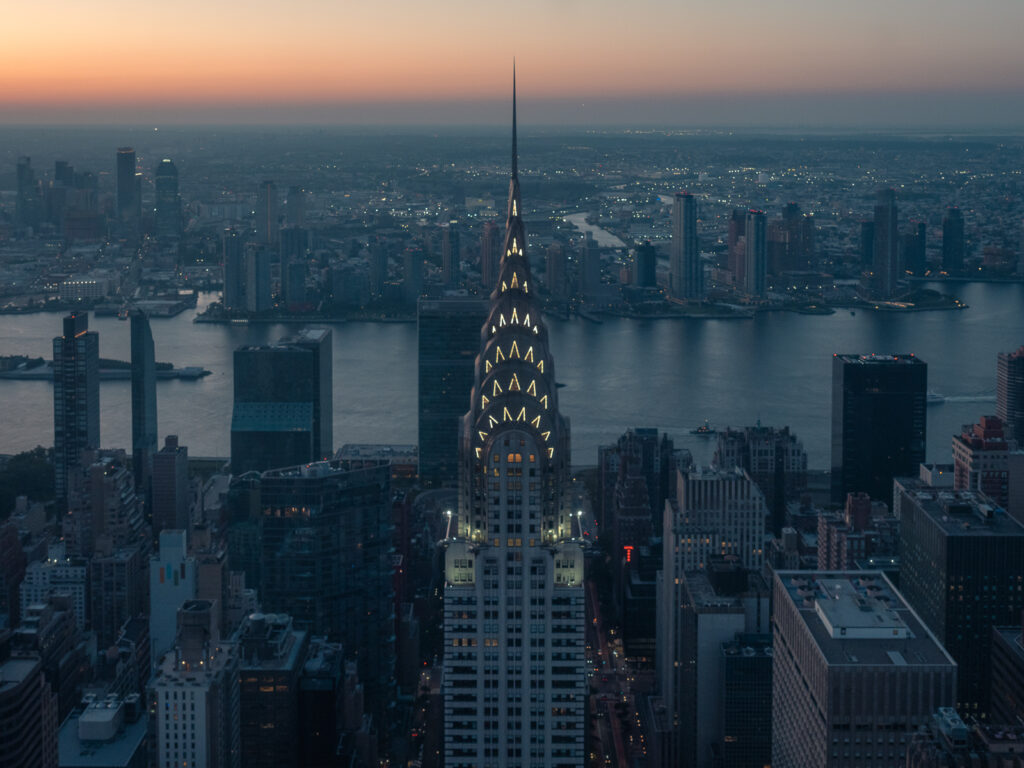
<box><xmin>512</xmin><ymin>60</ymin><xmax>518</xmax><ymax>179</ymax></box>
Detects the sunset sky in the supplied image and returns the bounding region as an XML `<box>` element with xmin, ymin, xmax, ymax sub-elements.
<box><xmin>2</xmin><ymin>0</ymin><xmax>1023</xmax><ymax>126</ymax></box>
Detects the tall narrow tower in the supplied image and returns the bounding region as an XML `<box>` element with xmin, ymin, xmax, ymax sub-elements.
<box><xmin>443</xmin><ymin>70</ymin><xmax>586</xmax><ymax>768</ymax></box>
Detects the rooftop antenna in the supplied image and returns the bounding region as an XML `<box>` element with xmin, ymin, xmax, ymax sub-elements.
<box><xmin>512</xmin><ymin>59</ymin><xmax>518</xmax><ymax>179</ymax></box>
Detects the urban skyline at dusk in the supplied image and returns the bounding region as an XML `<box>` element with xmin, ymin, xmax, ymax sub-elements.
<box><xmin>3</xmin><ymin>0</ymin><xmax>1024</xmax><ymax>126</ymax></box>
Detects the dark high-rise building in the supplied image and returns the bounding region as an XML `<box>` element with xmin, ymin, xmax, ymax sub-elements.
<box><xmin>744</xmin><ymin>209</ymin><xmax>767</xmax><ymax>296</ymax></box>
<box><xmin>997</xmin><ymin>346</ymin><xmax>1024</xmax><ymax>441</ymax></box>
<box><xmin>245</xmin><ymin>246</ymin><xmax>273</xmax><ymax>313</ymax></box>
<box><xmin>441</xmin><ymin>221</ymin><xmax>460</xmax><ymax>287</ymax></box>
<box><xmin>899</xmin><ymin>487</ymin><xmax>1024</xmax><ymax>716</ymax></box>
<box><xmin>479</xmin><ymin>221</ymin><xmax>500</xmax><ymax>290</ymax></box>
<box><xmin>231</xmin><ymin>329</ymin><xmax>332</xmax><ymax>474</ymax></box>
<box><xmin>151</xmin><ymin>436</ymin><xmax>189</xmax><ymax>534</ymax></box>
<box><xmin>222</xmin><ymin>228</ymin><xmax>247</xmax><ymax>311</ymax></box>
<box><xmin>130</xmin><ymin>311</ymin><xmax>157</xmax><ymax>494</ymax></box>
<box><xmin>89</xmin><ymin>545</ymin><xmax>148</xmax><ymax>649</ymax></box>
<box><xmin>902</xmin><ymin>220</ymin><xmax>927</xmax><ymax>275</ymax></box>
<box><xmin>772</xmin><ymin>571</ymin><xmax>956</xmax><ymax>768</ymax></box>
<box><xmin>442</xmin><ymin>76</ymin><xmax>586</xmax><ymax>767</ymax></box>
<box><xmin>53</xmin><ymin>313</ymin><xmax>100</xmax><ymax>501</ymax></box>
<box><xmin>403</xmin><ymin>247</ymin><xmax>423</xmax><ymax>304</ymax></box>
<box><xmin>116</xmin><ymin>147</ymin><xmax>140</xmax><ymax>223</ymax></box>
<box><xmin>859</xmin><ymin>220</ymin><xmax>875</xmax><ymax>269</ymax></box>
<box><xmin>671</xmin><ymin>192</ymin><xmax>702</xmax><ymax>299</ymax></box>
<box><xmin>992</xmin><ymin>616</ymin><xmax>1024</xmax><ymax>727</ymax></box>
<box><xmin>0</xmin><ymin>646</ymin><xmax>58</xmax><ymax>768</ymax></box>
<box><xmin>872</xmin><ymin>188</ymin><xmax>899</xmax><ymax>298</ymax></box>
<box><xmin>417</xmin><ymin>297</ymin><xmax>489</xmax><ymax>487</ymax></box>
<box><xmin>280</xmin><ymin>328</ymin><xmax>333</xmax><ymax>460</ymax></box>
<box><xmin>635</xmin><ymin>240</ymin><xmax>657</xmax><ymax>288</ymax></box>
<box><xmin>545</xmin><ymin>242</ymin><xmax>568</xmax><ymax>300</ymax></box>
<box><xmin>285</xmin><ymin>185</ymin><xmax>306</xmax><ymax>227</ymax></box>
<box><xmin>256</xmin><ymin>179</ymin><xmax>279</xmax><ymax>245</ymax></box>
<box><xmin>237</xmin><ymin>613</ymin><xmax>310</xmax><ymax>768</ymax></box>
<box><xmin>831</xmin><ymin>353</ymin><xmax>927</xmax><ymax>503</ymax></box>
<box><xmin>720</xmin><ymin>634</ymin><xmax>773</xmax><ymax>768</ymax></box>
<box><xmin>942</xmin><ymin>206</ymin><xmax>965</xmax><ymax>272</ymax></box>
<box><xmin>251</xmin><ymin>460</ymin><xmax>394</xmax><ymax>715</ymax></box>
<box><xmin>657</xmin><ymin>565</ymin><xmax>769</xmax><ymax>768</ymax></box>
<box><xmin>153</xmin><ymin>158</ymin><xmax>181</xmax><ymax>238</ymax></box>
<box><xmin>15</xmin><ymin>155</ymin><xmax>42</xmax><ymax>229</ymax></box>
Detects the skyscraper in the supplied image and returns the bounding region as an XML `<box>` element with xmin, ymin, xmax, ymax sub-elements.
<box><xmin>279</xmin><ymin>328</ymin><xmax>333</xmax><ymax>460</ymax></box>
<box><xmin>997</xmin><ymin>346</ymin><xmax>1024</xmax><ymax>441</ymax></box>
<box><xmin>130</xmin><ymin>311</ymin><xmax>157</xmax><ymax>493</ymax></box>
<box><xmin>830</xmin><ymin>353</ymin><xmax>927</xmax><ymax>503</ymax></box>
<box><xmin>441</xmin><ymin>220</ymin><xmax>460</xmax><ymax>287</ymax></box>
<box><xmin>116</xmin><ymin>147</ymin><xmax>140</xmax><ymax>223</ymax></box>
<box><xmin>634</xmin><ymin>240</ymin><xmax>657</xmax><ymax>288</ymax></box>
<box><xmin>417</xmin><ymin>297</ymin><xmax>489</xmax><ymax>487</ymax></box>
<box><xmin>153</xmin><ymin>158</ymin><xmax>182</xmax><ymax>238</ymax></box>
<box><xmin>480</xmin><ymin>221</ymin><xmax>500</xmax><ymax>290</ymax></box>
<box><xmin>898</xmin><ymin>486</ymin><xmax>1024</xmax><ymax>715</ymax></box>
<box><xmin>15</xmin><ymin>156</ymin><xmax>41</xmax><ymax>229</ymax></box>
<box><xmin>859</xmin><ymin>219</ymin><xmax>875</xmax><ymax>269</ymax></box>
<box><xmin>442</xmin><ymin>76</ymin><xmax>586</xmax><ymax>768</ymax></box>
<box><xmin>222</xmin><ymin>228</ymin><xmax>247</xmax><ymax>311</ymax></box>
<box><xmin>151</xmin><ymin>435</ymin><xmax>190</xmax><ymax>533</ymax></box>
<box><xmin>53</xmin><ymin>313</ymin><xmax>99</xmax><ymax>501</ymax></box>
<box><xmin>872</xmin><ymin>188</ymin><xmax>899</xmax><ymax>298</ymax></box>
<box><xmin>670</xmin><ymin>192</ymin><xmax>701</xmax><ymax>299</ymax></box>
<box><xmin>942</xmin><ymin>206</ymin><xmax>965</xmax><ymax>272</ymax></box>
<box><xmin>245</xmin><ymin>246</ymin><xmax>273</xmax><ymax>313</ymax></box>
<box><xmin>743</xmin><ymin>209</ymin><xmax>767</xmax><ymax>296</ymax></box>
<box><xmin>256</xmin><ymin>179</ymin><xmax>279</xmax><ymax>245</ymax></box>
<box><xmin>230</xmin><ymin>329</ymin><xmax>332</xmax><ymax>474</ymax></box>
<box><xmin>250</xmin><ymin>460</ymin><xmax>395</xmax><ymax>715</ymax></box>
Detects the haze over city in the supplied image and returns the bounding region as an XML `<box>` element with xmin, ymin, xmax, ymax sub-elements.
<box><xmin>3</xmin><ymin>0</ymin><xmax>1024</xmax><ymax>126</ymax></box>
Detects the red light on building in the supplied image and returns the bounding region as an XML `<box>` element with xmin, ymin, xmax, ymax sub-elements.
<box><xmin>623</xmin><ymin>545</ymin><xmax>634</xmax><ymax>563</ymax></box>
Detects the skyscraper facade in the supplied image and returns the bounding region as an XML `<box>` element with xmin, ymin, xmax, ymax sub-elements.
<box><xmin>116</xmin><ymin>147</ymin><xmax>140</xmax><ymax>224</ymax></box>
<box><xmin>254</xmin><ymin>460</ymin><xmax>395</xmax><ymax>714</ymax></box>
<box><xmin>942</xmin><ymin>206</ymin><xmax>965</xmax><ymax>272</ymax></box>
<box><xmin>442</xmin><ymin>81</ymin><xmax>586</xmax><ymax>768</ymax></box>
<box><xmin>256</xmin><ymin>179</ymin><xmax>279</xmax><ymax>245</ymax></box>
<box><xmin>872</xmin><ymin>188</ymin><xmax>899</xmax><ymax>298</ymax></box>
<box><xmin>831</xmin><ymin>353</ymin><xmax>927</xmax><ymax>503</ymax></box>
<box><xmin>154</xmin><ymin>158</ymin><xmax>182</xmax><ymax>238</ymax></box>
<box><xmin>898</xmin><ymin>486</ymin><xmax>1024</xmax><ymax>716</ymax></box>
<box><xmin>634</xmin><ymin>240</ymin><xmax>657</xmax><ymax>288</ymax></box>
<box><xmin>231</xmin><ymin>329</ymin><xmax>332</xmax><ymax>474</ymax></box>
<box><xmin>130</xmin><ymin>311</ymin><xmax>157</xmax><ymax>494</ymax></box>
<box><xmin>53</xmin><ymin>313</ymin><xmax>100</xmax><ymax>501</ymax></box>
<box><xmin>418</xmin><ymin>297</ymin><xmax>489</xmax><ymax>487</ymax></box>
<box><xmin>743</xmin><ymin>209</ymin><xmax>767</xmax><ymax>297</ymax></box>
<box><xmin>152</xmin><ymin>435</ymin><xmax>190</xmax><ymax>533</ymax></box>
<box><xmin>442</xmin><ymin>221</ymin><xmax>460</xmax><ymax>287</ymax></box>
<box><xmin>997</xmin><ymin>346</ymin><xmax>1024</xmax><ymax>441</ymax></box>
<box><xmin>670</xmin><ymin>192</ymin><xmax>702</xmax><ymax>299</ymax></box>
<box><xmin>222</xmin><ymin>229</ymin><xmax>246</xmax><ymax>311</ymax></box>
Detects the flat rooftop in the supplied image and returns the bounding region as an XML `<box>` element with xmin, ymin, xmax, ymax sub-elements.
<box><xmin>776</xmin><ymin>571</ymin><xmax>955</xmax><ymax>668</ymax></box>
<box><xmin>903</xmin><ymin>488</ymin><xmax>1024</xmax><ymax>537</ymax></box>
<box><xmin>835</xmin><ymin>353</ymin><xmax>924</xmax><ymax>366</ymax></box>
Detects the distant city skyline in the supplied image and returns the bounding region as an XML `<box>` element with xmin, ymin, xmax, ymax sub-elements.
<box><xmin>3</xmin><ymin>0</ymin><xmax>1024</xmax><ymax>126</ymax></box>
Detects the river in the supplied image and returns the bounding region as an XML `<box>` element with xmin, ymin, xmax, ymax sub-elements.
<box><xmin>0</xmin><ymin>282</ymin><xmax>1021</xmax><ymax>469</ymax></box>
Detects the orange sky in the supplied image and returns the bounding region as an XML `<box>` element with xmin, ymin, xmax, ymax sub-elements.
<box><xmin>2</xmin><ymin>0</ymin><xmax>1022</xmax><ymax>123</ymax></box>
